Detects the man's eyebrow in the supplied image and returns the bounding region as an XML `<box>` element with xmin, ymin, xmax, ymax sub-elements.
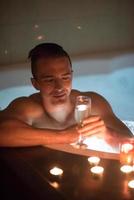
<box><xmin>40</xmin><ymin>75</ymin><xmax>54</xmax><ymax>78</ymax></box>
<box><xmin>62</xmin><ymin>71</ymin><xmax>73</xmax><ymax>76</ymax></box>
<box><xmin>39</xmin><ymin>71</ymin><xmax>73</xmax><ymax>79</ymax></box>
<box><xmin>41</xmin><ymin>72</ymin><xmax>72</xmax><ymax>77</ymax></box>
<box><xmin>62</xmin><ymin>72</ymin><xmax>72</xmax><ymax>76</ymax></box>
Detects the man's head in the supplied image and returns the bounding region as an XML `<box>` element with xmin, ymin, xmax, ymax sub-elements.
<box><xmin>28</xmin><ymin>43</ymin><xmax>72</xmax><ymax>79</ymax></box>
<box><xmin>28</xmin><ymin>43</ymin><xmax>73</xmax><ymax>106</ymax></box>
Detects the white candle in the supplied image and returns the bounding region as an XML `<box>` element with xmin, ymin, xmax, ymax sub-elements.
<box><xmin>49</xmin><ymin>167</ymin><xmax>63</xmax><ymax>176</ymax></box>
<box><xmin>128</xmin><ymin>180</ymin><xmax>134</xmax><ymax>189</ymax></box>
<box><xmin>120</xmin><ymin>165</ymin><xmax>133</xmax><ymax>173</ymax></box>
<box><xmin>90</xmin><ymin>166</ymin><xmax>104</xmax><ymax>175</ymax></box>
<box><xmin>88</xmin><ymin>156</ymin><xmax>100</xmax><ymax>165</ymax></box>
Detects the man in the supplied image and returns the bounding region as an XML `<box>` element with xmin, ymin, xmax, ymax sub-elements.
<box><xmin>0</xmin><ymin>43</ymin><xmax>132</xmax><ymax>147</ymax></box>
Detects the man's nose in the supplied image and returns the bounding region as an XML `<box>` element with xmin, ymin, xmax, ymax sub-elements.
<box><xmin>54</xmin><ymin>79</ymin><xmax>63</xmax><ymax>90</ymax></box>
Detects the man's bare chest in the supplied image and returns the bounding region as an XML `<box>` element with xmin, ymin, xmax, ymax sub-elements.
<box><xmin>32</xmin><ymin>113</ymin><xmax>76</xmax><ymax>130</ymax></box>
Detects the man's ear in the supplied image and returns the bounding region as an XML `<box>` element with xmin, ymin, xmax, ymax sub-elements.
<box><xmin>31</xmin><ymin>78</ymin><xmax>40</xmax><ymax>90</ymax></box>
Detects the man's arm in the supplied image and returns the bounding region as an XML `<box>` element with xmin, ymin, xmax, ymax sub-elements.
<box><xmin>0</xmin><ymin>117</ymin><xmax>74</xmax><ymax>147</ymax></box>
<box><xmin>0</xmin><ymin>112</ymin><xmax>104</xmax><ymax>147</ymax></box>
<box><xmin>0</xmin><ymin>98</ymin><xmax>75</xmax><ymax>147</ymax></box>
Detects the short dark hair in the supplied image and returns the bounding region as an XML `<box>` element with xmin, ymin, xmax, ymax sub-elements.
<box><xmin>28</xmin><ymin>43</ymin><xmax>72</xmax><ymax>78</ymax></box>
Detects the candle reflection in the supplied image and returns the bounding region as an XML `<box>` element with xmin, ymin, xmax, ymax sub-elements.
<box><xmin>49</xmin><ymin>181</ymin><xmax>60</xmax><ymax>189</ymax></box>
<box><xmin>122</xmin><ymin>180</ymin><xmax>131</xmax><ymax>198</ymax></box>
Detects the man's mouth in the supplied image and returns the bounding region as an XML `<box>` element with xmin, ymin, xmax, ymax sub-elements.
<box><xmin>53</xmin><ymin>91</ymin><xmax>67</xmax><ymax>98</ymax></box>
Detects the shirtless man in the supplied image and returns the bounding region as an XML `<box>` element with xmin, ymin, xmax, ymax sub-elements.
<box><xmin>0</xmin><ymin>43</ymin><xmax>132</xmax><ymax>148</ymax></box>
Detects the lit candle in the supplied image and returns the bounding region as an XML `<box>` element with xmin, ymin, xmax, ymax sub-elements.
<box><xmin>88</xmin><ymin>156</ymin><xmax>100</xmax><ymax>165</ymax></box>
<box><xmin>120</xmin><ymin>165</ymin><xmax>133</xmax><ymax>173</ymax></box>
<box><xmin>90</xmin><ymin>166</ymin><xmax>104</xmax><ymax>175</ymax></box>
<box><xmin>121</xmin><ymin>143</ymin><xmax>133</xmax><ymax>153</ymax></box>
<box><xmin>49</xmin><ymin>167</ymin><xmax>63</xmax><ymax>176</ymax></box>
<box><xmin>128</xmin><ymin>180</ymin><xmax>134</xmax><ymax>189</ymax></box>
<box><xmin>120</xmin><ymin>142</ymin><xmax>134</xmax><ymax>165</ymax></box>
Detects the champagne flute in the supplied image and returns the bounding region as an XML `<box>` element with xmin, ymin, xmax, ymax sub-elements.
<box><xmin>74</xmin><ymin>95</ymin><xmax>91</xmax><ymax>148</ymax></box>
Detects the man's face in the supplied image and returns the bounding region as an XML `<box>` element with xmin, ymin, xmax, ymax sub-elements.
<box><xmin>33</xmin><ymin>56</ymin><xmax>73</xmax><ymax>105</ymax></box>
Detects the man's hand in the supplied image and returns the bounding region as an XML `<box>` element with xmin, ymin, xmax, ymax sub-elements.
<box><xmin>79</xmin><ymin>116</ymin><xmax>106</xmax><ymax>139</ymax></box>
<box><xmin>79</xmin><ymin>116</ymin><xmax>130</xmax><ymax>148</ymax></box>
<box><xmin>63</xmin><ymin>116</ymin><xmax>106</xmax><ymax>144</ymax></box>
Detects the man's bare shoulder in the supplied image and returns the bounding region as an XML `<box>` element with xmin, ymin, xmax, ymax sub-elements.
<box><xmin>71</xmin><ymin>89</ymin><xmax>113</xmax><ymax>115</ymax></box>
<box><xmin>0</xmin><ymin>93</ymin><xmax>44</xmax><ymax>123</ymax></box>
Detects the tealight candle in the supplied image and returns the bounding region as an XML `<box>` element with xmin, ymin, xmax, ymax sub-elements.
<box><xmin>49</xmin><ymin>167</ymin><xmax>63</xmax><ymax>176</ymax></box>
<box><xmin>90</xmin><ymin>166</ymin><xmax>104</xmax><ymax>175</ymax></box>
<box><xmin>88</xmin><ymin>156</ymin><xmax>100</xmax><ymax>165</ymax></box>
<box><xmin>120</xmin><ymin>165</ymin><xmax>133</xmax><ymax>173</ymax></box>
<box><xmin>128</xmin><ymin>180</ymin><xmax>134</xmax><ymax>189</ymax></box>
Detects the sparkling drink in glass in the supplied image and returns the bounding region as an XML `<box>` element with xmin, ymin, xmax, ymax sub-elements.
<box><xmin>74</xmin><ymin>95</ymin><xmax>91</xmax><ymax>148</ymax></box>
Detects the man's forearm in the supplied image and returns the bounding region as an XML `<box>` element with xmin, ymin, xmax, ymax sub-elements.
<box><xmin>0</xmin><ymin>121</ymin><xmax>68</xmax><ymax>147</ymax></box>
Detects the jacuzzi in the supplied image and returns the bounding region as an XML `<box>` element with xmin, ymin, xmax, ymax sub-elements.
<box><xmin>0</xmin><ymin>52</ymin><xmax>134</xmax><ymax>142</ymax></box>
<box><xmin>0</xmin><ymin>52</ymin><xmax>134</xmax><ymax>117</ymax></box>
